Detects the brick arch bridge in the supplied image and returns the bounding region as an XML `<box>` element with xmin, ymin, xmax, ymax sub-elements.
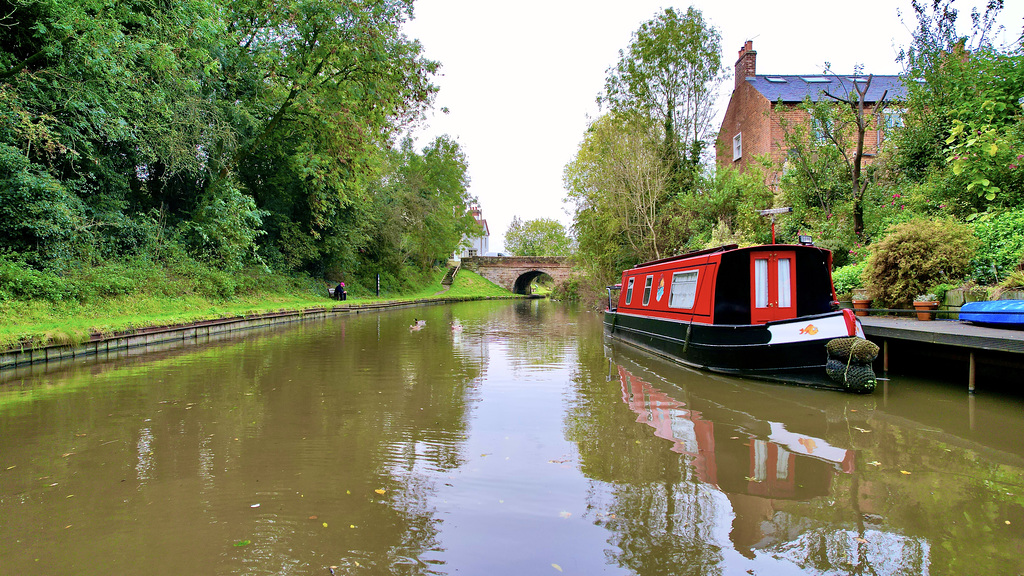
<box><xmin>459</xmin><ymin>256</ymin><xmax>573</xmax><ymax>295</ymax></box>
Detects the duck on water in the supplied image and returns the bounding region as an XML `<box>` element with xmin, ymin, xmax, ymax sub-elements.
<box><xmin>603</xmin><ymin>243</ymin><xmax>878</xmax><ymax>393</ymax></box>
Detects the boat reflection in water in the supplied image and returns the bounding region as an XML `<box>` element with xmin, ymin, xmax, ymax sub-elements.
<box><xmin>610</xmin><ymin>355</ymin><xmax>930</xmax><ymax>569</ymax></box>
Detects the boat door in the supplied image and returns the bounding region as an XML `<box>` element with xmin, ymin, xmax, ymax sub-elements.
<box><xmin>750</xmin><ymin>250</ymin><xmax>797</xmax><ymax>324</ymax></box>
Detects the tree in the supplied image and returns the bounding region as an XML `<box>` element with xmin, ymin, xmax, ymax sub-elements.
<box><xmin>564</xmin><ymin>112</ymin><xmax>668</xmax><ymax>265</ymax></box>
<box><xmin>599</xmin><ymin>7</ymin><xmax>723</xmax><ymax>191</ymax></box>
<box><xmin>504</xmin><ymin>217</ymin><xmax>572</xmax><ymax>257</ymax></box>
<box><xmin>890</xmin><ymin>0</ymin><xmax>1022</xmax><ymax>214</ymax></box>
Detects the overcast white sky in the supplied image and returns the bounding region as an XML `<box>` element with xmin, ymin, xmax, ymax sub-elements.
<box><xmin>403</xmin><ymin>0</ymin><xmax>1024</xmax><ymax>253</ymax></box>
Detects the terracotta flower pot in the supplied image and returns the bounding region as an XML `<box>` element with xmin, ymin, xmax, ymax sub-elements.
<box><xmin>852</xmin><ymin>299</ymin><xmax>870</xmax><ymax>317</ymax></box>
<box><xmin>913</xmin><ymin>301</ymin><xmax>939</xmax><ymax>321</ymax></box>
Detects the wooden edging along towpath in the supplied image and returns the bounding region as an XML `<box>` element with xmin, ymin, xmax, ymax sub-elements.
<box><xmin>0</xmin><ymin>295</ymin><xmax>526</xmax><ymax>372</ymax></box>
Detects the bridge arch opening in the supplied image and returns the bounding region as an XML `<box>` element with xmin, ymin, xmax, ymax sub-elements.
<box><xmin>512</xmin><ymin>271</ymin><xmax>553</xmax><ymax>295</ymax></box>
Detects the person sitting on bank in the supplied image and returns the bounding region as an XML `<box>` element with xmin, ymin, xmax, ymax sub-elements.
<box><xmin>334</xmin><ymin>282</ymin><xmax>347</xmax><ymax>301</ymax></box>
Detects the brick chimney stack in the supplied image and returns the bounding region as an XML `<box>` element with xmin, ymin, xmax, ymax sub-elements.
<box><xmin>735</xmin><ymin>40</ymin><xmax>756</xmax><ymax>89</ymax></box>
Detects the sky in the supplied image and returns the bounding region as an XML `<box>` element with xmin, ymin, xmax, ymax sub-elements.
<box><xmin>403</xmin><ymin>0</ymin><xmax>1024</xmax><ymax>253</ymax></box>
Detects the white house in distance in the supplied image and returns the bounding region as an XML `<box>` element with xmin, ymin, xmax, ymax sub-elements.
<box><xmin>455</xmin><ymin>203</ymin><xmax>489</xmax><ymax>259</ymax></box>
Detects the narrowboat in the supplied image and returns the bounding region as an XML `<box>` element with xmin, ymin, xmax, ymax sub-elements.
<box><xmin>603</xmin><ymin>243</ymin><xmax>878</xmax><ymax>393</ymax></box>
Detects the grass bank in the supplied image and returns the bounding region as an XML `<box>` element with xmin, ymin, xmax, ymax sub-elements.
<box><xmin>0</xmin><ymin>265</ymin><xmax>514</xmax><ymax>351</ymax></box>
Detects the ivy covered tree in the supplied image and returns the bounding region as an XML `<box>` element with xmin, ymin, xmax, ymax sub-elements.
<box><xmin>599</xmin><ymin>6</ymin><xmax>724</xmax><ymax>193</ymax></box>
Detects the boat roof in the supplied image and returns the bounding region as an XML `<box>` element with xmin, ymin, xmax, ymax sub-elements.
<box><xmin>628</xmin><ymin>243</ymin><xmax>828</xmax><ymax>271</ymax></box>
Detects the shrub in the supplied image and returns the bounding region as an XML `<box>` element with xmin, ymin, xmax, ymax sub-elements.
<box><xmin>0</xmin><ymin>256</ymin><xmax>64</xmax><ymax>301</ymax></box>
<box><xmin>832</xmin><ymin>261</ymin><xmax>867</xmax><ymax>297</ymax></box>
<box><xmin>968</xmin><ymin>208</ymin><xmax>1024</xmax><ymax>284</ymax></box>
<box><xmin>862</xmin><ymin>218</ymin><xmax>978</xmax><ymax>307</ymax></box>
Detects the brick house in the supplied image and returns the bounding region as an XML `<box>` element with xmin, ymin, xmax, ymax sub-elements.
<box><xmin>716</xmin><ymin>41</ymin><xmax>907</xmax><ymax>184</ymax></box>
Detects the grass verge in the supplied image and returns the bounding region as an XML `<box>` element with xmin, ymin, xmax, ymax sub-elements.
<box><xmin>0</xmin><ymin>266</ymin><xmax>515</xmax><ymax>351</ymax></box>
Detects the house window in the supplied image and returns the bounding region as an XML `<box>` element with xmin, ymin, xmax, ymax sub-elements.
<box><xmin>668</xmin><ymin>271</ymin><xmax>699</xmax><ymax>309</ymax></box>
<box><xmin>812</xmin><ymin>117</ymin><xmax>832</xmax><ymax>144</ymax></box>
<box><xmin>733</xmin><ymin>133</ymin><xmax>742</xmax><ymax>161</ymax></box>
<box><xmin>883</xmin><ymin>107</ymin><xmax>904</xmax><ymax>130</ymax></box>
<box><xmin>642</xmin><ymin>275</ymin><xmax>653</xmax><ymax>306</ymax></box>
<box><xmin>468</xmin><ymin>249</ymin><xmax>478</xmax><ymax>257</ymax></box>
<box><xmin>625</xmin><ymin>277</ymin><xmax>635</xmax><ymax>305</ymax></box>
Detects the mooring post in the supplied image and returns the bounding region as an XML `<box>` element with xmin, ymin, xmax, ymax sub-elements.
<box><xmin>968</xmin><ymin>351</ymin><xmax>976</xmax><ymax>393</ymax></box>
<box><xmin>969</xmin><ymin>393</ymin><xmax>976</xmax><ymax>430</ymax></box>
<box><xmin>883</xmin><ymin>340</ymin><xmax>889</xmax><ymax>373</ymax></box>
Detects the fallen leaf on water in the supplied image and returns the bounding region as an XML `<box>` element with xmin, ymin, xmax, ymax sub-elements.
<box><xmin>551</xmin><ymin>564</ymin><xmax>563</xmax><ymax>572</ymax></box>
<box><xmin>374</xmin><ymin>488</ymin><xmax>386</xmax><ymax>495</ymax></box>
<box><xmin>5</xmin><ymin>466</ymin><xmax>15</xmax><ymax>470</ymax></box>
<box><xmin>855</xmin><ymin>537</ymin><xmax>868</xmax><ymax>544</ymax></box>
<box><xmin>322</xmin><ymin>522</ymin><xmax>328</xmax><ymax>528</ymax></box>
<box><xmin>234</xmin><ymin>540</ymin><xmax>251</xmax><ymax>547</ymax></box>
<box><xmin>853</xmin><ymin>427</ymin><xmax>871</xmax><ymax>433</ymax></box>
<box><xmin>559</xmin><ymin>511</ymin><xmax>572</xmax><ymax>519</ymax></box>
<box><xmin>730</xmin><ymin>436</ymin><xmax>739</xmax><ymax>440</ymax></box>
<box><xmin>350</xmin><ymin>524</ymin><xmax>356</xmax><ymax>528</ymax></box>
<box><xmin>867</xmin><ymin>461</ymin><xmax>881</xmax><ymax>466</ymax></box>
<box><xmin>251</xmin><ymin>503</ymin><xmax>260</xmax><ymax>508</ymax></box>
<box><xmin>480</xmin><ymin>453</ymin><xmax>490</xmax><ymax>457</ymax></box>
<box><xmin>309</xmin><ymin>516</ymin><xmax>318</xmax><ymax>520</ymax></box>
<box><xmin>900</xmin><ymin>470</ymin><xmax>912</xmax><ymax>475</ymax></box>
<box><xmin>1006</xmin><ymin>520</ymin><xmax>1011</xmax><ymax>525</ymax></box>
<box><xmin>850</xmin><ymin>409</ymin><xmax>858</xmax><ymax>412</ymax></box>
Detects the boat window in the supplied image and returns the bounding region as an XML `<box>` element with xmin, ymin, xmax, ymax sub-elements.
<box><xmin>625</xmin><ymin>277</ymin><xmax>635</xmax><ymax>304</ymax></box>
<box><xmin>642</xmin><ymin>275</ymin><xmax>653</xmax><ymax>306</ymax></box>
<box><xmin>754</xmin><ymin>258</ymin><xmax>769</xmax><ymax>308</ymax></box>
<box><xmin>668</xmin><ymin>270</ymin><xmax>699</xmax><ymax>309</ymax></box>
<box><xmin>778</xmin><ymin>257</ymin><xmax>792</xmax><ymax>308</ymax></box>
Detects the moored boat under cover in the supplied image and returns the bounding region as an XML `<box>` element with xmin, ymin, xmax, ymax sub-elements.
<box><xmin>960</xmin><ymin>300</ymin><xmax>1024</xmax><ymax>328</ymax></box>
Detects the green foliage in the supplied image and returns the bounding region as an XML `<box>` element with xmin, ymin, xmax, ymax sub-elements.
<box><xmin>599</xmin><ymin>7</ymin><xmax>723</xmax><ymax>191</ymax></box>
<box><xmin>505</xmin><ymin>217</ymin><xmax>573</xmax><ymax>257</ymax></box>
<box><xmin>832</xmin><ymin>261</ymin><xmax>868</xmax><ymax>297</ymax></box>
<box><xmin>890</xmin><ymin>0</ymin><xmax>1023</xmax><ymax>214</ymax></box>
<box><xmin>863</xmin><ymin>218</ymin><xmax>978</xmax><ymax>307</ymax></box>
<box><xmin>177</xmin><ymin>181</ymin><xmax>268</xmax><ymax>272</ymax></box>
<box><xmin>968</xmin><ymin>208</ymin><xmax>1024</xmax><ymax>283</ymax></box>
<box><xmin>549</xmin><ymin>275</ymin><xmax>582</xmax><ymax>302</ymax></box>
<box><xmin>0</xmin><ymin>0</ymin><xmax>446</xmax><ymax>294</ymax></box>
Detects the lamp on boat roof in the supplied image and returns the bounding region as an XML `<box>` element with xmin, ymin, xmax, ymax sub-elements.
<box><xmin>798</xmin><ymin>235</ymin><xmax>814</xmax><ymax>245</ymax></box>
<box><xmin>757</xmin><ymin>207</ymin><xmax>792</xmax><ymax>244</ymax></box>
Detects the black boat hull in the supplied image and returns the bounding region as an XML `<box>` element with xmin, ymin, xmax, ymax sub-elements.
<box><xmin>603</xmin><ymin>309</ymin><xmax>869</xmax><ymax>391</ymax></box>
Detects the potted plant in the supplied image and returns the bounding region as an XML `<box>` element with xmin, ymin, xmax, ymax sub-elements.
<box><xmin>851</xmin><ymin>289</ymin><xmax>870</xmax><ymax>317</ymax></box>
<box><xmin>913</xmin><ymin>294</ymin><xmax>939</xmax><ymax>321</ymax></box>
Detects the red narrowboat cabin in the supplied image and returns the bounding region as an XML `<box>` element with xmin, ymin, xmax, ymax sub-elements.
<box><xmin>604</xmin><ymin>244</ymin><xmax>877</xmax><ymax>392</ymax></box>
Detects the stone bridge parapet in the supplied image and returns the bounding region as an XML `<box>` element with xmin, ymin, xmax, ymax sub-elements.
<box><xmin>460</xmin><ymin>256</ymin><xmax>573</xmax><ymax>294</ymax></box>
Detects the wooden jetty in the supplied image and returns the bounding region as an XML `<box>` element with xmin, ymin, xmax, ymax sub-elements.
<box><xmin>860</xmin><ymin>316</ymin><xmax>1024</xmax><ymax>392</ymax></box>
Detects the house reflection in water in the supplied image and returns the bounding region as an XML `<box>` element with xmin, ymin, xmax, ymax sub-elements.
<box><xmin>616</xmin><ymin>364</ymin><xmax>855</xmax><ymax>553</ymax></box>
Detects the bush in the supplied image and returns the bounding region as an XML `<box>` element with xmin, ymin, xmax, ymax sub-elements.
<box><xmin>832</xmin><ymin>261</ymin><xmax>867</xmax><ymax>297</ymax></box>
<box><xmin>863</xmin><ymin>218</ymin><xmax>978</xmax><ymax>307</ymax></box>
<box><xmin>969</xmin><ymin>209</ymin><xmax>1024</xmax><ymax>284</ymax></box>
<box><xmin>0</xmin><ymin>255</ymin><xmax>64</xmax><ymax>301</ymax></box>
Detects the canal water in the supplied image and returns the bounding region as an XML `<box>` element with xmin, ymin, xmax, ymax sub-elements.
<box><xmin>1</xmin><ymin>300</ymin><xmax>1022</xmax><ymax>575</ymax></box>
